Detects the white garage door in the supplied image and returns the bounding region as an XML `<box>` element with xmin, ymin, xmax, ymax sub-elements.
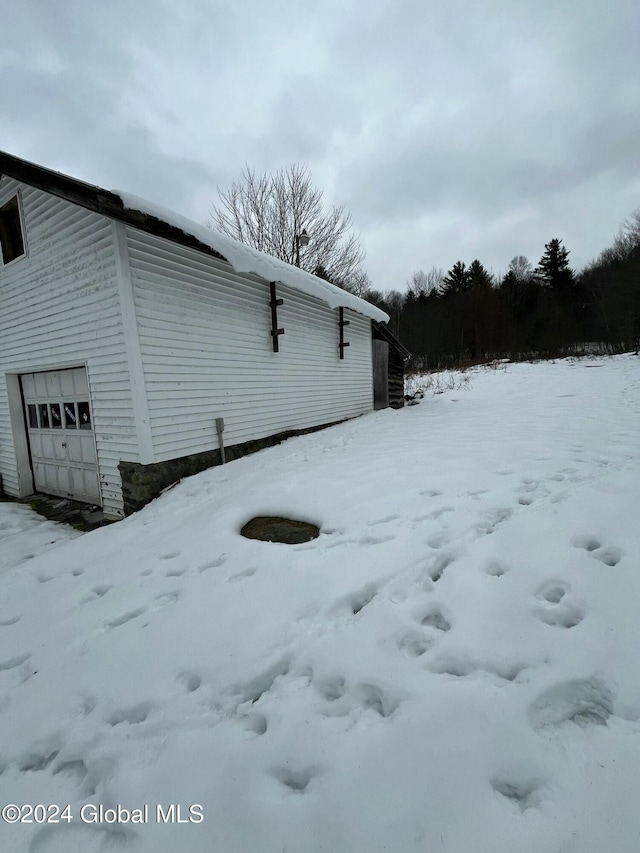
<box><xmin>21</xmin><ymin>367</ymin><xmax>101</xmax><ymax>505</ymax></box>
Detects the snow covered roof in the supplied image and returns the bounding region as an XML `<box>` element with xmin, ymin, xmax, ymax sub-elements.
<box><xmin>0</xmin><ymin>150</ymin><xmax>388</xmax><ymax>323</ymax></box>
<box><xmin>115</xmin><ymin>191</ymin><xmax>388</xmax><ymax>322</ymax></box>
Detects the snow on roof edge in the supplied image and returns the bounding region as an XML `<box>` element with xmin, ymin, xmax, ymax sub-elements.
<box><xmin>115</xmin><ymin>191</ymin><xmax>389</xmax><ymax>324</ymax></box>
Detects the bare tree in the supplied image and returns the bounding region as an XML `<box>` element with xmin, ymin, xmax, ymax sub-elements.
<box><xmin>210</xmin><ymin>164</ymin><xmax>365</xmax><ymax>284</ymax></box>
<box><xmin>407</xmin><ymin>267</ymin><xmax>445</xmax><ymax>298</ymax></box>
<box><xmin>610</xmin><ymin>208</ymin><xmax>640</xmax><ymax>260</ymax></box>
<box><xmin>622</xmin><ymin>208</ymin><xmax>640</xmax><ymax>241</ymax></box>
<box><xmin>340</xmin><ymin>270</ymin><xmax>372</xmax><ymax>298</ymax></box>
<box><xmin>508</xmin><ymin>255</ymin><xmax>533</xmax><ymax>282</ymax></box>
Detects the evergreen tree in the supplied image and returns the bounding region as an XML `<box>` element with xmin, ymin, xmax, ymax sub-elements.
<box><xmin>467</xmin><ymin>259</ymin><xmax>493</xmax><ymax>290</ymax></box>
<box><xmin>536</xmin><ymin>239</ymin><xmax>574</xmax><ymax>292</ymax></box>
<box><xmin>501</xmin><ymin>269</ymin><xmax>517</xmax><ymax>289</ymax></box>
<box><xmin>314</xmin><ymin>264</ymin><xmax>331</xmax><ymax>281</ymax></box>
<box><xmin>440</xmin><ymin>261</ymin><xmax>469</xmax><ymax>296</ymax></box>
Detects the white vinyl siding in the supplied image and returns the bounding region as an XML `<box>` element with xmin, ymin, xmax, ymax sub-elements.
<box><xmin>0</xmin><ymin>178</ymin><xmax>139</xmax><ymax>516</ymax></box>
<box><xmin>126</xmin><ymin>229</ymin><xmax>373</xmax><ymax>462</ymax></box>
<box><xmin>0</xmin><ymin>175</ymin><xmax>375</xmax><ymax>517</ymax></box>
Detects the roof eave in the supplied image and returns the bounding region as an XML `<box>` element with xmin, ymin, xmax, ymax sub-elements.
<box><xmin>0</xmin><ymin>151</ymin><xmax>226</xmax><ymax>263</ymax></box>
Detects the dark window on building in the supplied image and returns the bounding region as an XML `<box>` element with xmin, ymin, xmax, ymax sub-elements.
<box><xmin>39</xmin><ymin>404</ymin><xmax>50</xmax><ymax>429</ymax></box>
<box><xmin>64</xmin><ymin>402</ymin><xmax>77</xmax><ymax>428</ymax></box>
<box><xmin>77</xmin><ymin>401</ymin><xmax>91</xmax><ymax>429</ymax></box>
<box><xmin>27</xmin><ymin>404</ymin><xmax>38</xmax><ymax>429</ymax></box>
<box><xmin>0</xmin><ymin>196</ymin><xmax>25</xmax><ymax>265</ymax></box>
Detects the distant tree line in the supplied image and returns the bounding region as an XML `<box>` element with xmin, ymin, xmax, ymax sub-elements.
<box><xmin>366</xmin><ymin>212</ymin><xmax>640</xmax><ymax>370</ymax></box>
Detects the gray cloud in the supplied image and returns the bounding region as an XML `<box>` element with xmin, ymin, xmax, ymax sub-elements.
<box><xmin>2</xmin><ymin>0</ymin><xmax>639</xmax><ymax>288</ymax></box>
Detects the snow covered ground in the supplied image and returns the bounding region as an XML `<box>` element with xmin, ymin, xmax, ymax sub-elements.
<box><xmin>1</xmin><ymin>355</ymin><xmax>639</xmax><ymax>853</ymax></box>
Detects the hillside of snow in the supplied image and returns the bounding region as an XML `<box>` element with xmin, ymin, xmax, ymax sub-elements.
<box><xmin>1</xmin><ymin>355</ymin><xmax>639</xmax><ymax>853</ymax></box>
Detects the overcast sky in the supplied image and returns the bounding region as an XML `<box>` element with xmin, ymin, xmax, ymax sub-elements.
<box><xmin>2</xmin><ymin>0</ymin><xmax>639</xmax><ymax>290</ymax></box>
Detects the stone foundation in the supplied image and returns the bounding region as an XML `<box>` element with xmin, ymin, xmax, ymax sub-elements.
<box><xmin>118</xmin><ymin>419</ymin><xmax>347</xmax><ymax>516</ymax></box>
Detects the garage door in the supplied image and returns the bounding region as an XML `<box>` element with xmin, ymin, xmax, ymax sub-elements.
<box><xmin>21</xmin><ymin>367</ymin><xmax>101</xmax><ymax>505</ymax></box>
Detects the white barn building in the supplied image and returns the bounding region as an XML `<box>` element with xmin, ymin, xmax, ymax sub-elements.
<box><xmin>0</xmin><ymin>151</ymin><xmax>391</xmax><ymax>518</ymax></box>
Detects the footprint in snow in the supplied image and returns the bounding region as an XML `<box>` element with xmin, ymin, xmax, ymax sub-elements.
<box><xmin>240</xmin><ymin>712</ymin><xmax>268</xmax><ymax>737</ymax></box>
<box><xmin>529</xmin><ymin>677</ymin><xmax>613</xmax><ymax>731</ymax></box>
<box><xmin>227</xmin><ymin>567</ymin><xmax>257</xmax><ymax>582</ymax></box>
<box><xmin>353</xmin><ymin>683</ymin><xmax>400</xmax><ymax>718</ymax></box>
<box><xmin>538</xmin><ymin>605</ymin><xmax>583</xmax><ymax>629</ymax></box>
<box><xmin>397</xmin><ymin>632</ymin><xmax>433</xmax><ymax>658</ymax></box>
<box><xmin>428</xmin><ymin>552</ymin><xmax>455</xmax><ymax>582</ymax></box>
<box><xmin>80</xmin><ymin>585</ymin><xmax>112</xmax><ymax>605</ymax></box>
<box><xmin>315</xmin><ymin>676</ymin><xmax>346</xmax><ymax>702</ymax></box>
<box><xmin>0</xmin><ymin>616</ymin><xmax>21</xmax><ymax>627</ymax></box>
<box><xmin>81</xmin><ymin>696</ymin><xmax>97</xmax><ymax>716</ymax></box>
<box><xmin>418</xmin><ymin>605</ymin><xmax>451</xmax><ymax>633</ymax></box>
<box><xmin>150</xmin><ymin>592</ymin><xmax>180</xmax><ymax>611</ymax></box>
<box><xmin>534</xmin><ymin>581</ymin><xmax>583</xmax><ymax>628</ymax></box>
<box><xmin>331</xmin><ymin>584</ymin><xmax>378</xmax><ymax>617</ymax></box>
<box><xmin>231</xmin><ymin>657</ymin><xmax>292</xmax><ymax>705</ymax></box>
<box><xmin>572</xmin><ymin>534</ymin><xmax>601</xmax><ymax>552</ymax></box>
<box><xmin>428</xmin><ymin>654</ymin><xmax>523</xmax><ymax>682</ymax></box>
<box><xmin>315</xmin><ymin>677</ymin><xmax>400</xmax><ymax>719</ymax></box>
<box><xmin>484</xmin><ymin>560</ymin><xmax>508</xmax><ymax>577</ymax></box>
<box><xmin>106</xmin><ymin>607</ymin><xmax>146</xmax><ymax>629</ymax></box>
<box><xmin>477</xmin><ymin>508</ymin><xmax>513</xmax><ymax>535</ymax></box>
<box><xmin>177</xmin><ymin>672</ymin><xmax>202</xmax><ymax>693</ymax></box>
<box><xmin>0</xmin><ymin>652</ymin><xmax>32</xmax><ymax>672</ymax></box>
<box><xmin>593</xmin><ymin>548</ymin><xmax>623</xmax><ymax>567</ymax></box>
<box><xmin>53</xmin><ymin>757</ymin><xmax>91</xmax><ymax>786</ymax></box>
<box><xmin>420</xmin><ymin>506</ymin><xmax>455</xmax><ymax>521</ymax></box>
<box><xmin>369</xmin><ymin>514</ymin><xmax>400</xmax><ymax>526</ymax></box>
<box><xmin>165</xmin><ymin>567</ymin><xmax>185</xmax><ymax>577</ymax></box>
<box><xmin>198</xmin><ymin>555</ymin><xmax>226</xmax><ymax>573</ymax></box>
<box><xmin>571</xmin><ymin>535</ymin><xmax>623</xmax><ymax>566</ymax></box>
<box><xmin>491</xmin><ymin>777</ymin><xmax>544</xmax><ymax>811</ymax></box>
<box><xmin>535</xmin><ymin>582</ymin><xmax>568</xmax><ymax>604</ymax></box>
<box><xmin>107</xmin><ymin>701</ymin><xmax>151</xmax><ymax>726</ymax></box>
<box><xmin>19</xmin><ymin>743</ymin><xmax>61</xmax><ymax>773</ymax></box>
<box><xmin>271</xmin><ymin>765</ymin><xmax>321</xmax><ymax>794</ymax></box>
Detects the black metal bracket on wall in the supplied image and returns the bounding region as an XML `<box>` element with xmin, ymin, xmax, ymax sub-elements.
<box><xmin>269</xmin><ymin>282</ymin><xmax>284</xmax><ymax>352</ymax></box>
<box><xmin>339</xmin><ymin>307</ymin><xmax>350</xmax><ymax>359</ymax></box>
